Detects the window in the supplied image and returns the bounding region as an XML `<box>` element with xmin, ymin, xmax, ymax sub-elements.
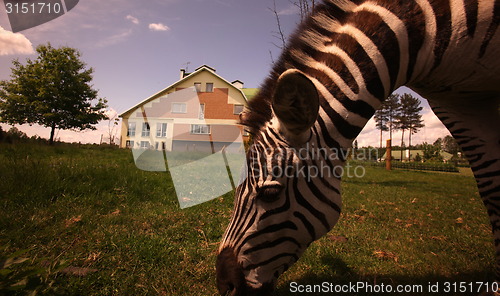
<box><xmin>194</xmin><ymin>82</ymin><xmax>202</xmax><ymax>92</ymax></box>
<box><xmin>199</xmin><ymin>104</ymin><xmax>205</xmax><ymax>120</ymax></box>
<box><xmin>154</xmin><ymin>142</ymin><xmax>167</xmax><ymax>150</ymax></box>
<box><xmin>191</xmin><ymin>124</ymin><xmax>211</xmax><ymax>135</ymax></box>
<box><xmin>206</xmin><ymin>83</ymin><xmax>214</xmax><ymax>92</ymax></box>
<box><xmin>142</xmin><ymin>123</ymin><xmax>150</xmax><ymax>137</ymax></box>
<box><xmin>172</xmin><ymin>103</ymin><xmax>187</xmax><ymax>114</ymax></box>
<box><xmin>233</xmin><ymin>104</ymin><xmax>244</xmax><ymax>115</ymax></box>
<box><xmin>127</xmin><ymin>122</ymin><xmax>136</xmax><ymax>137</ymax></box>
<box><xmin>140</xmin><ymin>141</ymin><xmax>150</xmax><ymax>149</ymax></box>
<box><xmin>126</xmin><ymin>140</ymin><xmax>134</xmax><ymax>148</ymax></box>
<box><xmin>156</xmin><ymin>123</ymin><xmax>167</xmax><ymax>137</ymax></box>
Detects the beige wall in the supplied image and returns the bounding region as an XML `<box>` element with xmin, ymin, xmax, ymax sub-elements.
<box><xmin>119</xmin><ymin>69</ymin><xmax>248</xmax><ymax>149</ymax></box>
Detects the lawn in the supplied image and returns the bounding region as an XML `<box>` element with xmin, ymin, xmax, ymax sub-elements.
<box><xmin>0</xmin><ymin>144</ymin><xmax>494</xmax><ymax>295</ymax></box>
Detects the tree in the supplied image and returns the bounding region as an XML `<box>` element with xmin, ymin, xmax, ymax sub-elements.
<box><xmin>374</xmin><ymin>94</ymin><xmax>400</xmax><ymax>149</ymax></box>
<box><xmin>270</xmin><ymin>0</ymin><xmax>316</xmax><ymax>50</ymax></box>
<box><xmin>395</xmin><ymin>93</ymin><xmax>424</xmax><ymax>160</ymax></box>
<box><xmin>442</xmin><ymin>135</ymin><xmax>460</xmax><ymax>156</ymax></box>
<box><xmin>105</xmin><ymin>110</ymin><xmax>120</xmax><ymax>145</ymax></box>
<box><xmin>373</xmin><ymin>107</ymin><xmax>389</xmax><ymax>149</ymax></box>
<box><xmin>422</xmin><ymin>141</ymin><xmax>443</xmax><ymax>162</ymax></box>
<box><xmin>384</xmin><ymin>94</ymin><xmax>400</xmax><ymax>141</ymax></box>
<box><xmin>291</xmin><ymin>0</ymin><xmax>316</xmax><ymax>22</ymax></box>
<box><xmin>0</xmin><ymin>43</ymin><xmax>108</xmax><ymax>145</ymax></box>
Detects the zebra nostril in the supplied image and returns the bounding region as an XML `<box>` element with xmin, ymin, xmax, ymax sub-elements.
<box><xmin>216</xmin><ymin>247</ymin><xmax>275</xmax><ymax>295</ymax></box>
<box><xmin>216</xmin><ymin>247</ymin><xmax>245</xmax><ymax>296</ymax></box>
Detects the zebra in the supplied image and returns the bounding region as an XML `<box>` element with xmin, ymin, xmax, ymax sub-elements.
<box><xmin>216</xmin><ymin>0</ymin><xmax>500</xmax><ymax>295</ymax></box>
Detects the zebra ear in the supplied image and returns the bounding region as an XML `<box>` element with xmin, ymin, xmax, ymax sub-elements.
<box><xmin>272</xmin><ymin>69</ymin><xmax>319</xmax><ymax>143</ymax></box>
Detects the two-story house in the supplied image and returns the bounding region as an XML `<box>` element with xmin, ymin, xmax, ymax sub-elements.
<box><xmin>119</xmin><ymin>65</ymin><xmax>256</xmax><ymax>152</ymax></box>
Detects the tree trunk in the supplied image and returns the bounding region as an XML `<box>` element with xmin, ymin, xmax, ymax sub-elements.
<box><xmin>49</xmin><ymin>124</ymin><xmax>56</xmax><ymax>145</ymax></box>
<box><xmin>389</xmin><ymin>122</ymin><xmax>392</xmax><ymax>141</ymax></box>
<box><xmin>408</xmin><ymin>128</ymin><xmax>412</xmax><ymax>160</ymax></box>
<box><xmin>400</xmin><ymin>129</ymin><xmax>405</xmax><ymax>161</ymax></box>
<box><xmin>379</xmin><ymin>128</ymin><xmax>382</xmax><ymax>149</ymax></box>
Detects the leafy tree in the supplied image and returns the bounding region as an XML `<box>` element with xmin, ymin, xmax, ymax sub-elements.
<box><xmin>0</xmin><ymin>43</ymin><xmax>108</xmax><ymax>145</ymax></box>
<box><xmin>422</xmin><ymin>142</ymin><xmax>443</xmax><ymax>162</ymax></box>
<box><xmin>433</xmin><ymin>137</ymin><xmax>443</xmax><ymax>148</ymax></box>
<box><xmin>395</xmin><ymin>93</ymin><xmax>424</xmax><ymax>160</ymax></box>
<box><xmin>442</xmin><ymin>135</ymin><xmax>460</xmax><ymax>155</ymax></box>
<box><xmin>7</xmin><ymin>127</ymin><xmax>28</xmax><ymax>141</ymax></box>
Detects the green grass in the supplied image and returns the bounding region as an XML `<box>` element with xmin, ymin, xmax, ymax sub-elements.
<box><xmin>0</xmin><ymin>143</ymin><xmax>494</xmax><ymax>295</ymax></box>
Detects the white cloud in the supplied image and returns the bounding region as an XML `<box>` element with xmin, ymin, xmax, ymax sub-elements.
<box><xmin>95</xmin><ymin>29</ymin><xmax>133</xmax><ymax>48</ymax></box>
<box><xmin>0</xmin><ymin>26</ymin><xmax>35</xmax><ymax>56</ymax></box>
<box><xmin>126</xmin><ymin>15</ymin><xmax>140</xmax><ymax>25</ymax></box>
<box><xmin>278</xmin><ymin>4</ymin><xmax>300</xmax><ymax>16</ymax></box>
<box><xmin>149</xmin><ymin>23</ymin><xmax>170</xmax><ymax>32</ymax></box>
<box><xmin>356</xmin><ymin>108</ymin><xmax>450</xmax><ymax>148</ymax></box>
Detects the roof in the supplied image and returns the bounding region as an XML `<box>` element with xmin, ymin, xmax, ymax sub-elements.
<box><xmin>119</xmin><ymin>65</ymin><xmax>249</xmax><ymax>117</ymax></box>
<box><xmin>241</xmin><ymin>88</ymin><xmax>259</xmax><ymax>101</ymax></box>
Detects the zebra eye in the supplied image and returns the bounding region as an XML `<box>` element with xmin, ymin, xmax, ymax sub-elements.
<box><xmin>256</xmin><ymin>184</ymin><xmax>283</xmax><ymax>203</ymax></box>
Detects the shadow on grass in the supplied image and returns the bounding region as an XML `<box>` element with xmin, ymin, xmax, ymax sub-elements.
<box><xmin>275</xmin><ymin>254</ymin><xmax>494</xmax><ymax>295</ymax></box>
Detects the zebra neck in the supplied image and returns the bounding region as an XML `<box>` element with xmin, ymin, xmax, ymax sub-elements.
<box><xmin>287</xmin><ymin>1</ymin><xmax>431</xmax><ymax>149</ymax></box>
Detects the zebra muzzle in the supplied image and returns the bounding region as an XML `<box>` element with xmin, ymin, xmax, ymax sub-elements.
<box><xmin>216</xmin><ymin>247</ymin><xmax>274</xmax><ymax>296</ymax></box>
<box><xmin>216</xmin><ymin>247</ymin><xmax>245</xmax><ymax>295</ymax></box>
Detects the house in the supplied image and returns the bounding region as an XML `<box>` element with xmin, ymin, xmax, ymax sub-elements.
<box><xmin>119</xmin><ymin>65</ymin><xmax>257</xmax><ymax>152</ymax></box>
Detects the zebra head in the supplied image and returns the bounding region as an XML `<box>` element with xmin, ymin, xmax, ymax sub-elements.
<box><xmin>216</xmin><ymin>69</ymin><xmax>343</xmax><ymax>295</ymax></box>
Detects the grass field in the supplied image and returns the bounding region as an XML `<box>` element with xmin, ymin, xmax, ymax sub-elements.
<box><xmin>0</xmin><ymin>144</ymin><xmax>494</xmax><ymax>295</ymax></box>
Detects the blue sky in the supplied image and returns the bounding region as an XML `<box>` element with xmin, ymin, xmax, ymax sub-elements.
<box><xmin>0</xmin><ymin>0</ymin><xmax>449</xmax><ymax>146</ymax></box>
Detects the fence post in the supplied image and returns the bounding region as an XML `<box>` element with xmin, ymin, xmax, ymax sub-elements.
<box><xmin>386</xmin><ymin>139</ymin><xmax>392</xmax><ymax>171</ymax></box>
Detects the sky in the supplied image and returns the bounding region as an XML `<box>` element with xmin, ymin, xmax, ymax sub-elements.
<box><xmin>0</xmin><ymin>0</ymin><xmax>450</xmax><ymax>147</ymax></box>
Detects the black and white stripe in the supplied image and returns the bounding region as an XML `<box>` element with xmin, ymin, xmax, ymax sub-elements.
<box><xmin>217</xmin><ymin>1</ymin><xmax>500</xmax><ymax>295</ymax></box>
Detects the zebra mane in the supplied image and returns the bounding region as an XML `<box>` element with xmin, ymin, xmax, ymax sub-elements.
<box><xmin>240</xmin><ymin>0</ymin><xmax>362</xmax><ymax>135</ymax></box>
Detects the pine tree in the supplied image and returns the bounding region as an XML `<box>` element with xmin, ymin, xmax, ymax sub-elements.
<box><xmin>395</xmin><ymin>93</ymin><xmax>424</xmax><ymax>160</ymax></box>
<box><xmin>374</xmin><ymin>94</ymin><xmax>400</xmax><ymax>149</ymax></box>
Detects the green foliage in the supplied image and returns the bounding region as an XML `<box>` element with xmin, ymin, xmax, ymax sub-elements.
<box><xmin>441</xmin><ymin>135</ymin><xmax>461</xmax><ymax>155</ymax></box>
<box><xmin>0</xmin><ymin>43</ymin><xmax>108</xmax><ymax>144</ymax></box>
<box><xmin>422</xmin><ymin>142</ymin><xmax>444</xmax><ymax>162</ymax></box>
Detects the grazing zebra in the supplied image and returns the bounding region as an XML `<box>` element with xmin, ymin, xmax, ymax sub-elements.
<box><xmin>216</xmin><ymin>0</ymin><xmax>500</xmax><ymax>295</ymax></box>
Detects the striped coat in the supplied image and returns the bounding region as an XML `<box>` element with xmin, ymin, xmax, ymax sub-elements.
<box><xmin>216</xmin><ymin>1</ymin><xmax>500</xmax><ymax>295</ymax></box>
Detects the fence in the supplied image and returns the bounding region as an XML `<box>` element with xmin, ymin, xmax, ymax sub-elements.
<box><xmin>350</xmin><ymin>160</ymin><xmax>460</xmax><ymax>173</ymax></box>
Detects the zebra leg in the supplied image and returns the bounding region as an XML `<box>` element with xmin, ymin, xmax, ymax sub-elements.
<box><xmin>428</xmin><ymin>93</ymin><xmax>500</xmax><ymax>293</ymax></box>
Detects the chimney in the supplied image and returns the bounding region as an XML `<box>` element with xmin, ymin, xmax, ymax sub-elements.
<box><xmin>232</xmin><ymin>80</ymin><xmax>244</xmax><ymax>89</ymax></box>
<box><xmin>180</xmin><ymin>69</ymin><xmax>186</xmax><ymax>80</ymax></box>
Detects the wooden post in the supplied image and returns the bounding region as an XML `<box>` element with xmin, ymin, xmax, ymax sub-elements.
<box><xmin>386</xmin><ymin>139</ymin><xmax>392</xmax><ymax>171</ymax></box>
